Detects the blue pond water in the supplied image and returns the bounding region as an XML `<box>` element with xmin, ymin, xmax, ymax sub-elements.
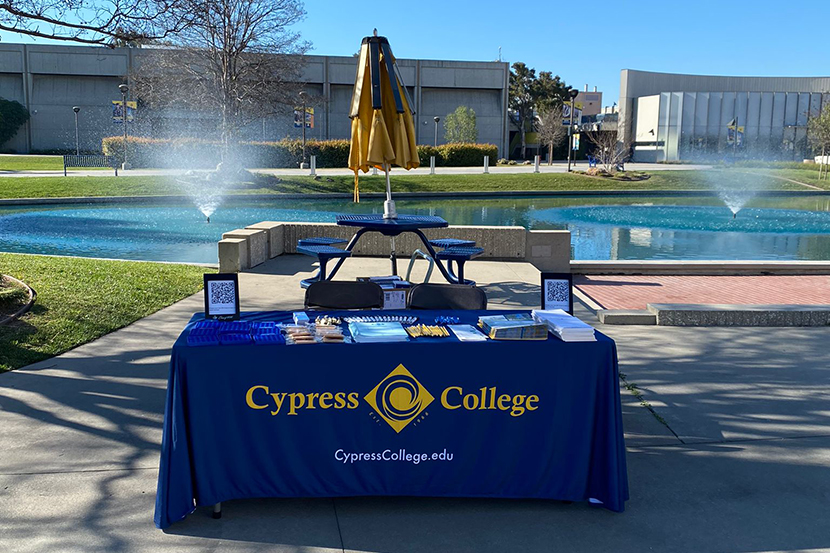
<box><xmin>2</xmin><ymin>195</ymin><xmax>830</xmax><ymax>263</ymax></box>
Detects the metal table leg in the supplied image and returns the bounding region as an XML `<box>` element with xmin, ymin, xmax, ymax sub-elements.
<box><xmin>413</xmin><ymin>230</ymin><xmax>458</xmax><ymax>284</ymax></box>
<box><xmin>326</xmin><ymin>228</ymin><xmax>368</xmax><ymax>281</ymax></box>
<box><xmin>390</xmin><ymin>236</ymin><xmax>398</xmax><ymax>276</ymax></box>
<box><xmin>212</xmin><ymin>502</ymin><xmax>222</xmax><ymax>519</ymax></box>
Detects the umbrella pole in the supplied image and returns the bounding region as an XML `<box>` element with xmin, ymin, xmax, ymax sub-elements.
<box><xmin>382</xmin><ymin>163</ymin><xmax>397</xmax><ymax>219</ymax></box>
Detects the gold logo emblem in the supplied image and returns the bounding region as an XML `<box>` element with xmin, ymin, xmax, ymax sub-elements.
<box><xmin>365</xmin><ymin>364</ymin><xmax>434</xmax><ymax>433</ymax></box>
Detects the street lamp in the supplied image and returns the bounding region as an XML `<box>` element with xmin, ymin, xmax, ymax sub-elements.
<box><xmin>72</xmin><ymin>106</ymin><xmax>80</xmax><ymax>156</ymax></box>
<box><xmin>566</xmin><ymin>88</ymin><xmax>579</xmax><ymax>172</ymax></box>
<box><xmin>118</xmin><ymin>83</ymin><xmax>130</xmax><ymax>170</ymax></box>
<box><xmin>433</xmin><ymin>116</ymin><xmax>440</xmax><ymax>147</ymax></box>
<box><xmin>299</xmin><ymin>90</ymin><xmax>308</xmax><ymax>169</ymax></box>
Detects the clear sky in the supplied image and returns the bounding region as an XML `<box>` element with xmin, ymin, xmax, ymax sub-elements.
<box><xmin>2</xmin><ymin>0</ymin><xmax>828</xmax><ymax>104</ymax></box>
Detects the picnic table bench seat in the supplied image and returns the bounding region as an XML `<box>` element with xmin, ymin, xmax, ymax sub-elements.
<box><xmin>297</xmin><ymin>243</ymin><xmax>352</xmax><ymax>289</ymax></box>
<box><xmin>435</xmin><ymin>246</ymin><xmax>484</xmax><ymax>286</ymax></box>
<box><xmin>428</xmin><ymin>238</ymin><xmax>476</xmax><ymax>249</ymax></box>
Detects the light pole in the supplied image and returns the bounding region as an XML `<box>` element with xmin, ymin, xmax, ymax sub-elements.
<box><xmin>118</xmin><ymin>83</ymin><xmax>130</xmax><ymax>170</ymax></box>
<box><xmin>566</xmin><ymin>88</ymin><xmax>579</xmax><ymax>172</ymax></box>
<box><xmin>433</xmin><ymin>116</ymin><xmax>440</xmax><ymax>147</ymax></box>
<box><xmin>299</xmin><ymin>90</ymin><xmax>308</xmax><ymax>169</ymax></box>
<box><xmin>72</xmin><ymin>106</ymin><xmax>80</xmax><ymax>155</ymax></box>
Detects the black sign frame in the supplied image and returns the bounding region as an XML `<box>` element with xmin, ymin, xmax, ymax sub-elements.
<box><xmin>204</xmin><ymin>273</ymin><xmax>240</xmax><ymax>320</ymax></box>
<box><xmin>540</xmin><ymin>272</ymin><xmax>574</xmax><ymax>315</ymax></box>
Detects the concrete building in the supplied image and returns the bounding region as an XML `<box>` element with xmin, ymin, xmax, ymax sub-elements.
<box><xmin>619</xmin><ymin>69</ymin><xmax>830</xmax><ymax>162</ymax></box>
<box><xmin>0</xmin><ymin>43</ymin><xmax>510</xmax><ymax>156</ymax></box>
<box><xmin>576</xmin><ymin>85</ymin><xmax>602</xmax><ymax>119</ymax></box>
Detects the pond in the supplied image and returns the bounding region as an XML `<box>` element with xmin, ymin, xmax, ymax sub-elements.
<box><xmin>2</xmin><ymin>194</ymin><xmax>830</xmax><ymax>263</ymax></box>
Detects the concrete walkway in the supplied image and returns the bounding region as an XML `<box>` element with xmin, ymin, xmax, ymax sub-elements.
<box><xmin>0</xmin><ymin>162</ymin><xmax>714</xmax><ymax>178</ymax></box>
<box><xmin>1</xmin><ymin>256</ymin><xmax>828</xmax><ymax>552</ymax></box>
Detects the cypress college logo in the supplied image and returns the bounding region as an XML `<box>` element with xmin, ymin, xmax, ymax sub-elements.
<box><xmin>245</xmin><ymin>364</ymin><xmax>540</xmax><ymax>430</ymax></box>
<box><xmin>364</xmin><ymin>364</ymin><xmax>434</xmax><ymax>433</ymax></box>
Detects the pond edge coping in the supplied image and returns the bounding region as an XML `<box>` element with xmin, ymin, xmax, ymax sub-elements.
<box><xmin>1</xmin><ymin>188</ymin><xmax>830</xmax><ymax>207</ymax></box>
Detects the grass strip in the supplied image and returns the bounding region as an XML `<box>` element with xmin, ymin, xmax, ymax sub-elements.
<box><xmin>0</xmin><ymin>253</ymin><xmax>211</xmax><ymax>372</ymax></box>
<box><xmin>0</xmin><ymin>155</ymin><xmax>109</xmax><ymax>172</ymax></box>
<box><xmin>0</xmin><ymin>170</ymin><xmax>801</xmax><ymax>200</ymax></box>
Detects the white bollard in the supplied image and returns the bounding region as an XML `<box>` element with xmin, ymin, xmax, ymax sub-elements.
<box><xmin>430</xmin><ymin>155</ymin><xmax>436</xmax><ymax>175</ymax></box>
<box><xmin>483</xmin><ymin>155</ymin><xmax>489</xmax><ymax>174</ymax></box>
<box><xmin>534</xmin><ymin>155</ymin><xmax>540</xmax><ymax>173</ymax></box>
<box><xmin>310</xmin><ymin>155</ymin><xmax>316</xmax><ymax>176</ymax></box>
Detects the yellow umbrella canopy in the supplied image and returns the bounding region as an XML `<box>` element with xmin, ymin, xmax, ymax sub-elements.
<box><xmin>348</xmin><ymin>32</ymin><xmax>418</xmax><ymax>214</ymax></box>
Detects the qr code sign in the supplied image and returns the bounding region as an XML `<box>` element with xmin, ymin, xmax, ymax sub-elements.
<box><xmin>545</xmin><ymin>279</ymin><xmax>570</xmax><ymax>304</ymax></box>
<box><xmin>209</xmin><ymin>281</ymin><xmax>236</xmax><ymax>306</ymax></box>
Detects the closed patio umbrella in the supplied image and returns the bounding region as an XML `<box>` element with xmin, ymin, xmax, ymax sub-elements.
<box><xmin>348</xmin><ymin>30</ymin><xmax>418</xmax><ymax>217</ymax></box>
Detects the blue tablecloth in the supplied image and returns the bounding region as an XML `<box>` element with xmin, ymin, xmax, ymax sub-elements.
<box><xmin>155</xmin><ymin>310</ymin><xmax>628</xmax><ymax>528</ymax></box>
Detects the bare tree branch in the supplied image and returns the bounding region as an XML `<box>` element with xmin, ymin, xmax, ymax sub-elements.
<box><xmin>536</xmin><ymin>105</ymin><xmax>566</xmax><ymax>165</ymax></box>
<box><xmin>132</xmin><ymin>0</ymin><xmax>309</xmax><ymax>166</ymax></box>
<box><xmin>585</xmin><ymin>130</ymin><xmax>631</xmax><ymax>173</ymax></box>
<box><xmin>1</xmin><ymin>0</ymin><xmax>195</xmax><ymax>45</ymax></box>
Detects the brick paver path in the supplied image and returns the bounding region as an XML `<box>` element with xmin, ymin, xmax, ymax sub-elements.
<box><xmin>574</xmin><ymin>275</ymin><xmax>830</xmax><ymax>310</ymax></box>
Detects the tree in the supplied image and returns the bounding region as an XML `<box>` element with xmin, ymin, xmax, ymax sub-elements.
<box><xmin>1</xmin><ymin>0</ymin><xmax>193</xmax><ymax>45</ymax></box>
<box><xmin>585</xmin><ymin>130</ymin><xmax>631</xmax><ymax>173</ymax></box>
<box><xmin>0</xmin><ymin>98</ymin><xmax>29</xmax><ymax>149</ymax></box>
<box><xmin>535</xmin><ymin>72</ymin><xmax>571</xmax><ymax>114</ymax></box>
<box><xmin>536</xmin><ymin>105</ymin><xmax>566</xmax><ymax>165</ymax></box>
<box><xmin>443</xmin><ymin>106</ymin><xmax>478</xmax><ymax>143</ymax></box>
<box><xmin>808</xmin><ymin>104</ymin><xmax>830</xmax><ymax>181</ymax></box>
<box><xmin>509</xmin><ymin>62</ymin><xmax>572</xmax><ymax>159</ymax></box>
<box><xmin>133</xmin><ymin>0</ymin><xmax>309</xmax><ymax>167</ymax></box>
<box><xmin>508</xmin><ymin>62</ymin><xmax>536</xmax><ymax>160</ymax></box>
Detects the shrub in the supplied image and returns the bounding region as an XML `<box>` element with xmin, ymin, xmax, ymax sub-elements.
<box><xmin>417</xmin><ymin>145</ymin><xmax>442</xmax><ymax>166</ymax></box>
<box><xmin>0</xmin><ymin>98</ymin><xmax>30</xmax><ymax>148</ymax></box>
<box><xmin>435</xmin><ymin>143</ymin><xmax>498</xmax><ymax>167</ymax></box>
<box><xmin>102</xmin><ymin>137</ymin><xmax>352</xmax><ymax>169</ymax></box>
<box><xmin>101</xmin><ymin>137</ymin><xmax>499</xmax><ymax>169</ymax></box>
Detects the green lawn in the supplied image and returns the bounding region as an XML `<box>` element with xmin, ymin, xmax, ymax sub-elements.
<box><xmin>0</xmin><ymin>253</ymin><xmax>211</xmax><ymax>372</ymax></box>
<box><xmin>766</xmin><ymin>169</ymin><xmax>830</xmax><ymax>190</ymax></box>
<box><xmin>0</xmin><ymin>155</ymin><xmax>109</xmax><ymax>172</ymax></box>
<box><xmin>0</xmin><ymin>170</ymin><xmax>802</xmax><ymax>200</ymax></box>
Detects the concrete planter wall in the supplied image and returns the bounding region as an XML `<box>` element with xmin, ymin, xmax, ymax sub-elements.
<box><xmin>218</xmin><ymin>221</ymin><xmax>570</xmax><ymax>274</ymax></box>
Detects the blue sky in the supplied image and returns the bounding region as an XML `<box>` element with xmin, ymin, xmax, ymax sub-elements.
<box><xmin>3</xmin><ymin>0</ymin><xmax>828</xmax><ymax>104</ymax></box>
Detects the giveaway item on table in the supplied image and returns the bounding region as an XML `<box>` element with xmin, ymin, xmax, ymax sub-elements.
<box><xmin>405</xmin><ymin>324</ymin><xmax>450</xmax><ymax>338</ymax></box>
<box><xmin>315</xmin><ymin>315</ymin><xmax>342</xmax><ymax>325</ymax></box>
<box><xmin>344</xmin><ymin>315</ymin><xmax>418</xmax><ymax>325</ymax></box>
<box><xmin>253</xmin><ymin>332</ymin><xmax>286</xmax><ymax>345</ymax></box>
<box><xmin>348</xmin><ymin>321</ymin><xmax>410</xmax><ymax>343</ymax></box>
<box><xmin>532</xmin><ymin>309</ymin><xmax>597</xmax><ymax>342</ymax></box>
<box><xmin>219</xmin><ymin>321</ymin><xmax>252</xmax><ymax>334</ymax></box>
<box><xmin>434</xmin><ymin>316</ymin><xmax>460</xmax><ymax>325</ymax></box>
<box><xmin>186</xmin><ymin>329</ymin><xmax>220</xmax><ymax>347</ymax></box>
<box><xmin>293</xmin><ymin>312</ymin><xmax>310</xmax><ymax>325</ymax></box>
<box><xmin>283</xmin><ymin>325</ymin><xmax>316</xmax><ymax>345</ymax></box>
<box><xmin>219</xmin><ymin>332</ymin><xmax>253</xmax><ymax>346</ymax></box>
<box><xmin>252</xmin><ymin>321</ymin><xmax>277</xmax><ymax>334</ymax></box>
<box><xmin>449</xmin><ymin>324</ymin><xmax>488</xmax><ymax>342</ymax></box>
<box><xmin>477</xmin><ymin>313</ymin><xmax>548</xmax><ymax>341</ymax></box>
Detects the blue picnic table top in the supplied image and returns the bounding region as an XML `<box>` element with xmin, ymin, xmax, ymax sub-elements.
<box><xmin>336</xmin><ymin>214</ymin><xmax>448</xmax><ymax>235</ymax></box>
